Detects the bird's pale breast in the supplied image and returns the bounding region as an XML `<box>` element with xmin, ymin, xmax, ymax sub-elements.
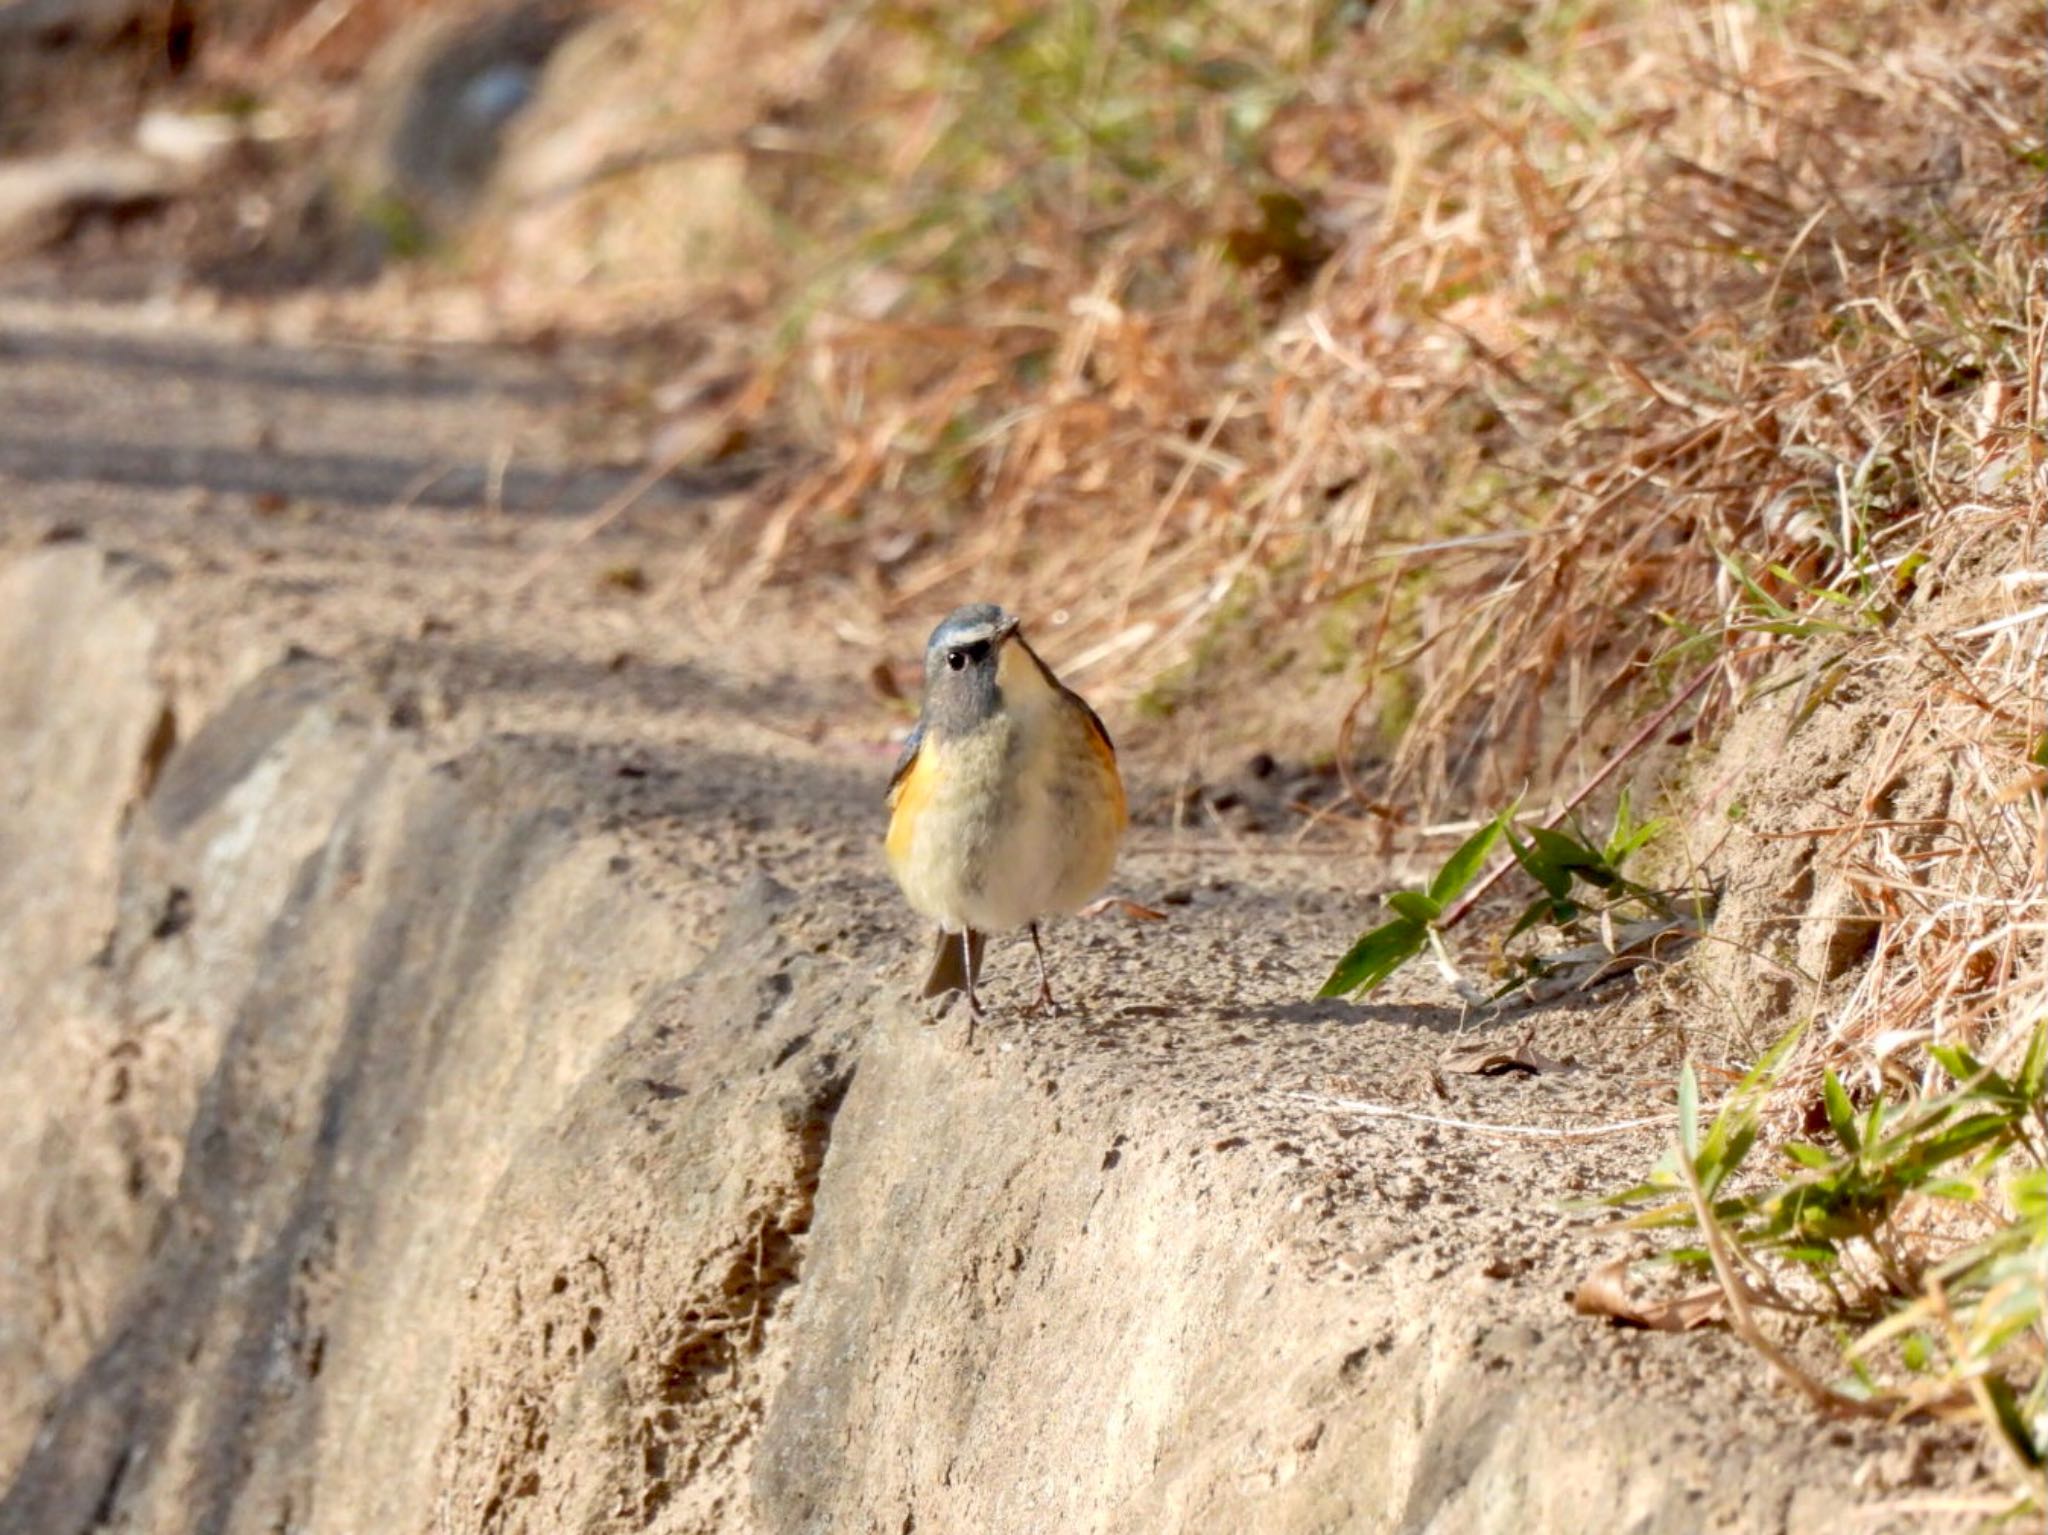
<box><xmin>887</xmin><ymin>687</ymin><xmax>1123</xmax><ymax>933</ymax></box>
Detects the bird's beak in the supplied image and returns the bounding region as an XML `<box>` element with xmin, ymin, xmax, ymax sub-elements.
<box><xmin>995</xmin><ymin>616</ymin><xmax>1022</xmax><ymax>645</ymax></box>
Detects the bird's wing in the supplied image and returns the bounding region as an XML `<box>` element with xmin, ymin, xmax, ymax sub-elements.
<box><xmin>1065</xmin><ymin>686</ymin><xmax>1116</xmax><ymax>758</ymax></box>
<box><xmin>1017</xmin><ymin>635</ymin><xmax>1117</xmax><ymax>758</ymax></box>
<box><xmin>886</xmin><ymin>721</ymin><xmax>926</xmax><ymax>806</ymax></box>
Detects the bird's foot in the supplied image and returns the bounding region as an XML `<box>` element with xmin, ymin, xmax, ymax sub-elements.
<box><xmin>926</xmin><ymin>984</ymin><xmax>985</xmax><ymax>1018</ymax></box>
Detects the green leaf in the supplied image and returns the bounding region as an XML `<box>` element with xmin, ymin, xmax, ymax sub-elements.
<box><xmin>1699</xmin><ymin>1091</ymin><xmax>1755</xmax><ymax>1182</ymax></box>
<box><xmin>1386</xmin><ymin>889</ymin><xmax>1443</xmax><ymax>924</ymax></box>
<box><xmin>1528</xmin><ymin>824</ymin><xmax>1621</xmax><ymax>888</ymax></box>
<box><xmin>1317</xmin><ymin>915</ymin><xmax>1427</xmax><ymax>999</ymax></box>
<box><xmin>1783</xmin><ymin>1141</ymin><xmax>1834</xmax><ymax>1169</ymax></box>
<box><xmin>2010</xmin><ymin>1168</ymin><xmax>2046</xmax><ymax>1221</ymax></box>
<box><xmin>1860</xmin><ymin>1095</ymin><xmax>1885</xmax><ymax>1154</ymax></box>
<box><xmin>1822</xmin><ymin>1071</ymin><xmax>1860</xmax><ymax>1154</ymax></box>
<box><xmin>1602</xmin><ymin>787</ymin><xmax>1663</xmax><ymax>867</ymax></box>
<box><xmin>2017</xmin><ymin>1021</ymin><xmax>2047</xmax><ymax>1100</ymax></box>
<box><xmin>1508</xmin><ymin>895</ymin><xmax>1557</xmax><ymax>940</ymax></box>
<box><xmin>1527</xmin><ymin>824</ymin><xmax>1603</xmax><ymax>871</ymax></box>
<box><xmin>1740</xmin><ymin>1021</ymin><xmax>1808</xmax><ymax>1090</ymax></box>
<box><xmin>1702</xmin><ymin>1122</ymin><xmax>1758</xmax><ymax>1196</ymax></box>
<box><xmin>1606</xmin><ymin>818</ymin><xmax>1662</xmax><ymax>867</ymax></box>
<box><xmin>1610</xmin><ymin>786</ymin><xmax>1634</xmax><ymax>846</ymax></box>
<box><xmin>1678</xmin><ymin>1061</ymin><xmax>1700</xmax><ymax>1164</ymax></box>
<box><xmin>1620</xmin><ymin>1200</ymin><xmax>1702</xmax><ymax>1230</ymax></box>
<box><xmin>1919</xmin><ymin>1178</ymin><xmax>1984</xmax><ymax>1202</ymax></box>
<box><xmin>1506</xmin><ymin>826</ymin><xmax>1570</xmax><ymax>900</ymax></box>
<box><xmin>1980</xmin><ymin>1374</ymin><xmax>2045</xmax><ymax>1470</ymax></box>
<box><xmin>1780</xmin><ymin>1242</ymin><xmax>1840</xmax><ymax>1268</ymax></box>
<box><xmin>1910</xmin><ymin>1113</ymin><xmax>2017</xmax><ymax>1169</ymax></box>
<box><xmin>1928</xmin><ymin>1043</ymin><xmax>1982</xmax><ymax>1085</ymax></box>
<box><xmin>1717</xmin><ymin>548</ymin><xmax>1799</xmax><ymax>622</ymax></box>
<box><xmin>1427</xmin><ymin>811</ymin><xmax>1508</xmax><ymax>905</ymax></box>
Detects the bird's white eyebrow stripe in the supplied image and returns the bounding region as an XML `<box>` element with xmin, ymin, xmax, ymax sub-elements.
<box><xmin>932</xmin><ymin>624</ymin><xmax>1001</xmax><ymax>648</ymax></box>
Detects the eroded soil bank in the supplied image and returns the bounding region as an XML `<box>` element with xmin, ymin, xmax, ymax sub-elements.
<box><xmin>0</xmin><ymin>305</ymin><xmax>1981</xmax><ymax>1534</ymax></box>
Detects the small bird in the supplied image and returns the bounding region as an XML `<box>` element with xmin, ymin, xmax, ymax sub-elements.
<box><xmin>885</xmin><ymin>603</ymin><xmax>1126</xmax><ymax>1017</ymax></box>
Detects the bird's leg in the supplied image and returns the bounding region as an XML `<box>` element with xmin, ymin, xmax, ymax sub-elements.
<box><xmin>961</xmin><ymin>927</ymin><xmax>985</xmax><ymax>1022</ymax></box>
<box><xmin>1029</xmin><ymin>921</ymin><xmax>1058</xmax><ymax>1013</ymax></box>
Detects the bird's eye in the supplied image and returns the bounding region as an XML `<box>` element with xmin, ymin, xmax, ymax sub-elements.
<box><xmin>946</xmin><ymin>649</ymin><xmax>967</xmax><ymax>671</ymax></box>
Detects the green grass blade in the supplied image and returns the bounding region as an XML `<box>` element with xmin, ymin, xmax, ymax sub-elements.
<box><xmin>1427</xmin><ymin>810</ymin><xmax>1508</xmax><ymax>905</ymax></box>
<box><xmin>1317</xmin><ymin>915</ymin><xmax>1426</xmax><ymax>998</ymax></box>
<box><xmin>1507</xmin><ymin>825</ymin><xmax>1571</xmax><ymax>899</ymax></box>
<box><xmin>1823</xmin><ymin>1070</ymin><xmax>1860</xmax><ymax>1154</ymax></box>
<box><xmin>2017</xmin><ymin>1021</ymin><xmax>2047</xmax><ymax>1100</ymax></box>
<box><xmin>1387</xmin><ymin>889</ymin><xmax>1443</xmax><ymax>923</ymax></box>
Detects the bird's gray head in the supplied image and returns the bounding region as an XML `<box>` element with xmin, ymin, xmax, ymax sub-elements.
<box><xmin>920</xmin><ymin>602</ymin><xmax>1022</xmax><ymax>738</ymax></box>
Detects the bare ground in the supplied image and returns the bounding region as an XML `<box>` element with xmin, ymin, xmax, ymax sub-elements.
<box><xmin>0</xmin><ymin>293</ymin><xmax>1997</xmax><ymax>1533</ymax></box>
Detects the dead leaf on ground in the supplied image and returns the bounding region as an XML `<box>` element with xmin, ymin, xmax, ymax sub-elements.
<box><xmin>1442</xmin><ymin>1039</ymin><xmax>1572</xmax><ymax>1077</ymax></box>
<box><xmin>1080</xmin><ymin>896</ymin><xmax>1168</xmax><ymax>921</ymax></box>
<box><xmin>1571</xmin><ymin>1258</ymin><xmax>1725</xmax><ymax>1332</ymax></box>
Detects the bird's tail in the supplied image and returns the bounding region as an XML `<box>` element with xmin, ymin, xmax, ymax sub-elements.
<box><xmin>921</xmin><ymin>927</ymin><xmax>986</xmax><ymax>998</ymax></box>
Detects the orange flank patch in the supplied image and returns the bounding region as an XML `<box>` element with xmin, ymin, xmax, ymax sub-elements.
<box><xmin>886</xmin><ymin>736</ymin><xmax>937</xmax><ymax>869</ymax></box>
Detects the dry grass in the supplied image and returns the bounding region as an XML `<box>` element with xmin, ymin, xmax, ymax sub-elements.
<box><xmin>646</xmin><ymin>0</ymin><xmax>2038</xmax><ymax>788</ymax></box>
<box><xmin>1796</xmin><ymin>535</ymin><xmax>2048</xmax><ymax>1091</ymax></box>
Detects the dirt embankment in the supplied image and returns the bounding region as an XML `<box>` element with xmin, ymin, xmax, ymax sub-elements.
<box><xmin>0</xmin><ymin>318</ymin><xmax>1984</xmax><ymax>1534</ymax></box>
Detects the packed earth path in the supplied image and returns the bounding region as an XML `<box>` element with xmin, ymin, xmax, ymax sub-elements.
<box><xmin>0</xmin><ymin>292</ymin><xmax>1992</xmax><ymax>1534</ymax></box>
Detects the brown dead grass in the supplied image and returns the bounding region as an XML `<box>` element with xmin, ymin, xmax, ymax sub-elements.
<box><xmin>642</xmin><ymin>0</ymin><xmax>2040</xmax><ymax>796</ymax></box>
<box><xmin>1781</xmin><ymin>520</ymin><xmax>2048</xmax><ymax>1090</ymax></box>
